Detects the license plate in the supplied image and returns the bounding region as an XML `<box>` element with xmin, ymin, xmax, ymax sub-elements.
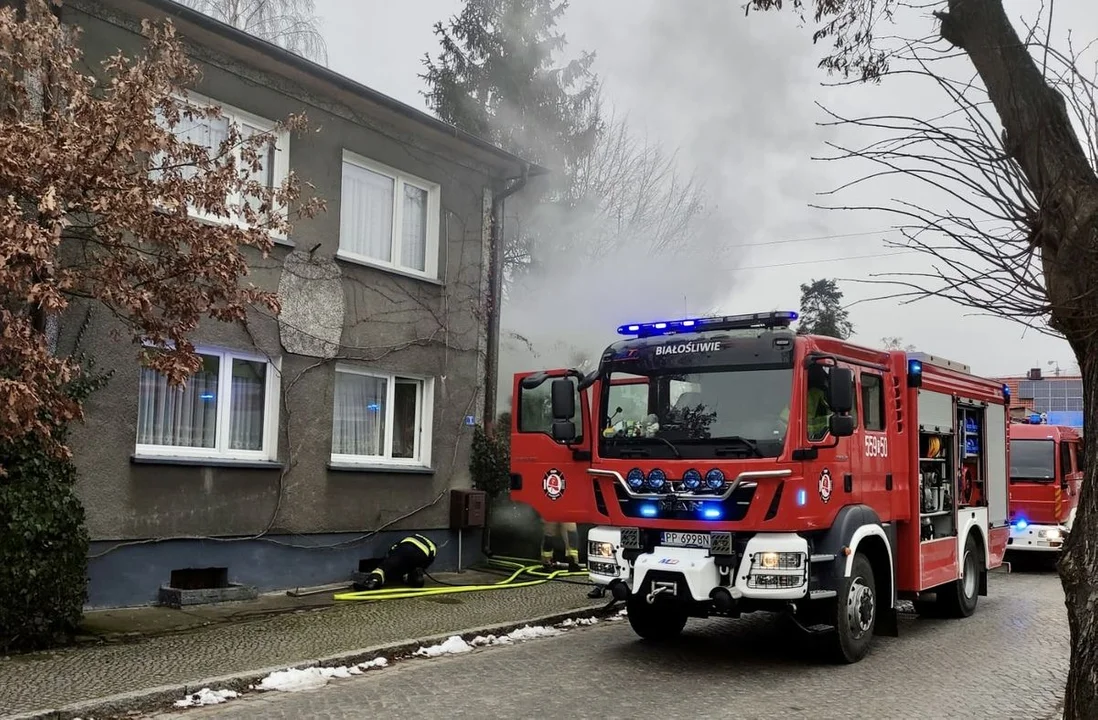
<box><xmin>660</xmin><ymin>531</ymin><xmax>711</xmax><ymax>549</ymax></box>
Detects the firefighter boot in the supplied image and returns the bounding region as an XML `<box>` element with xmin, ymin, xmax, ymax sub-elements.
<box><xmin>587</xmin><ymin>585</ymin><xmax>606</xmax><ymax>599</ymax></box>
<box><xmin>406</xmin><ymin>567</ymin><xmax>426</xmax><ymax>588</ymax></box>
<box><xmin>355</xmin><ymin>570</ymin><xmax>383</xmax><ymax>591</ymax></box>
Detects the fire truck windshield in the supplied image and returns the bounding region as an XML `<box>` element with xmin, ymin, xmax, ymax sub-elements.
<box><xmin>1010</xmin><ymin>439</ymin><xmax>1056</xmax><ymax>482</ymax></box>
<box><xmin>599</xmin><ymin>367</ymin><xmax>793</xmax><ymax>459</ymax></box>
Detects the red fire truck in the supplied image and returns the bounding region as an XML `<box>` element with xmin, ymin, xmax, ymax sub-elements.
<box><xmin>509</xmin><ymin>311</ymin><xmax>1010</xmax><ymax>663</ymax></box>
<box><xmin>1008</xmin><ymin>421</ymin><xmax>1083</xmax><ymax>552</ymax></box>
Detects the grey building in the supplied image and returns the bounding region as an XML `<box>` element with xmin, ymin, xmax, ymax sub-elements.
<box><xmin>54</xmin><ymin>0</ymin><xmax>539</xmax><ymax>607</ymax></box>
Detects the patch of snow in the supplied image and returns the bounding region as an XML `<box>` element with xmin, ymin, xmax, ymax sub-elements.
<box><xmin>253</xmin><ymin>658</ymin><xmax>390</xmax><ymax>693</ymax></box>
<box><xmin>174</xmin><ymin>688</ymin><xmax>239</xmax><ymax>708</ymax></box>
<box><xmin>607</xmin><ymin>608</ymin><xmax>628</xmax><ymax>621</ymax></box>
<box><xmin>414</xmin><ymin>635</ymin><xmax>474</xmax><ymax>657</ymax></box>
<box><xmin>557</xmin><ymin>616</ymin><xmax>598</xmax><ymax>628</ymax></box>
<box><xmin>506</xmin><ymin>624</ymin><xmax>562</xmax><ymax>641</ymax></box>
<box><xmin>255</xmin><ymin>667</ymin><xmax>333</xmax><ymax>693</ymax></box>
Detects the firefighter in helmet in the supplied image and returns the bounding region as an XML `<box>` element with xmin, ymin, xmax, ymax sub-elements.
<box><xmin>777</xmin><ymin>363</ymin><xmax>832</xmax><ymax>440</ymax></box>
<box><xmin>805</xmin><ymin>363</ymin><xmax>832</xmax><ymax>440</ymax></box>
<box><xmin>541</xmin><ymin>519</ymin><xmax>581</xmax><ymax>572</ymax></box>
<box><xmin>353</xmin><ymin>534</ymin><xmax>437</xmax><ymax>591</ymax></box>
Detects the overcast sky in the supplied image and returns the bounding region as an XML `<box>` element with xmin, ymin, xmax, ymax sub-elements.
<box><xmin>313</xmin><ymin>0</ymin><xmax>1094</xmax><ymax>379</ymax></box>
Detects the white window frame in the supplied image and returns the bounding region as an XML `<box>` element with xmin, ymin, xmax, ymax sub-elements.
<box><xmin>134</xmin><ymin>345</ymin><xmax>282</xmax><ymax>462</ymax></box>
<box><xmin>337</xmin><ymin>150</ymin><xmax>441</xmax><ymax>279</ymax></box>
<box><xmin>330</xmin><ymin>365</ymin><xmax>434</xmax><ymax>468</ymax></box>
<box><xmin>154</xmin><ymin>91</ymin><xmax>291</xmax><ymax>241</ymax></box>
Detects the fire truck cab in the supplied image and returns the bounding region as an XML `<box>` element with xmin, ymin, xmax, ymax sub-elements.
<box><xmin>1008</xmin><ymin>421</ymin><xmax>1084</xmax><ymax>552</ymax></box>
<box><xmin>509</xmin><ymin>311</ymin><xmax>1010</xmax><ymax>663</ymax></box>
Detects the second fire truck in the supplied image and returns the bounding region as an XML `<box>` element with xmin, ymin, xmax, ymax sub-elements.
<box><xmin>509</xmin><ymin>311</ymin><xmax>1010</xmax><ymax>663</ymax></box>
<box><xmin>1008</xmin><ymin>420</ymin><xmax>1084</xmax><ymax>553</ymax></box>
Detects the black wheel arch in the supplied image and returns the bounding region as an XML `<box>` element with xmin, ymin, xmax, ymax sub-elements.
<box><xmin>811</xmin><ymin>505</ymin><xmax>897</xmax><ymax>609</ymax></box>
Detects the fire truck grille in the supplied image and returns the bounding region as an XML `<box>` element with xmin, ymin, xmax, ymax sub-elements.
<box><xmin>614</xmin><ymin>483</ymin><xmax>757</xmax><ymax>521</ymax></box>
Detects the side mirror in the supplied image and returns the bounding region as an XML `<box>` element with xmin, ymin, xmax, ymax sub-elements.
<box><xmin>551</xmin><ymin>420</ymin><xmax>577</xmax><ymax>442</ymax></box>
<box><xmin>828</xmin><ymin>366</ymin><xmax>855</xmax><ymax>414</ymax></box>
<box><xmin>550</xmin><ymin>378</ymin><xmax>576</xmax><ymax>421</ymax></box>
<box><xmin>520</xmin><ymin>372</ymin><xmax>548</xmax><ymax>390</ymax></box>
<box><xmin>829</xmin><ymin>414</ymin><xmax>856</xmax><ymax>438</ymax></box>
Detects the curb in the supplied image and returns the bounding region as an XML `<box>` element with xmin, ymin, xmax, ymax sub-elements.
<box><xmin>6</xmin><ymin>601</ymin><xmax>618</xmax><ymax>720</ymax></box>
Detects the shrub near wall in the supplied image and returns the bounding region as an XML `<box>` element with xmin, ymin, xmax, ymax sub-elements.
<box><xmin>0</xmin><ymin>432</ymin><xmax>90</xmax><ymax>651</ymax></box>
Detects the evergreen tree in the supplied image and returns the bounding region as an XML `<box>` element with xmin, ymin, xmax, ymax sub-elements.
<box><xmin>420</xmin><ymin>0</ymin><xmax>601</xmax><ymax>194</ymax></box>
<box><xmin>798</xmin><ymin>278</ymin><xmax>854</xmax><ymax>339</ymax></box>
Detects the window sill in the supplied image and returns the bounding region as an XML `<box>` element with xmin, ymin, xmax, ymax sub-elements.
<box><xmin>131</xmin><ymin>455</ymin><xmax>284</xmax><ymax>470</ymax></box>
<box><xmin>335</xmin><ymin>251</ymin><xmax>442</xmax><ymax>286</ymax></box>
<box><xmin>327</xmin><ymin>462</ymin><xmax>435</xmax><ymax>475</ymax></box>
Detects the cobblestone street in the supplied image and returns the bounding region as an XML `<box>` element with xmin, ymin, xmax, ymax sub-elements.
<box><xmin>149</xmin><ymin>568</ymin><xmax>1067</xmax><ymax>720</ymax></box>
<box><xmin>0</xmin><ymin>575</ymin><xmax>602</xmax><ymax>717</ymax></box>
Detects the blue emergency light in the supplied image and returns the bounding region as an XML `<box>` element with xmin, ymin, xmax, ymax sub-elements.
<box><xmin>1013</xmin><ymin>517</ymin><xmax>1028</xmax><ymax>531</ymax></box>
<box><xmin>617</xmin><ymin>311</ymin><xmax>799</xmax><ymax>338</ymax></box>
<box><xmin>907</xmin><ymin>358</ymin><xmax>923</xmax><ymax>388</ymax></box>
<box><xmin>639</xmin><ymin>503</ymin><xmax>659</xmax><ymax>518</ymax></box>
<box><xmin>701</xmin><ymin>505</ymin><xmax>723</xmax><ymax>520</ymax></box>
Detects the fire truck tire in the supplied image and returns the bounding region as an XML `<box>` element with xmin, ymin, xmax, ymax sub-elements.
<box><xmin>937</xmin><ymin>532</ymin><xmax>981</xmax><ymax>618</ymax></box>
<box><xmin>625</xmin><ymin>594</ymin><xmax>688</xmax><ymax>642</ymax></box>
<box><xmin>827</xmin><ymin>552</ymin><xmax>877</xmax><ymax>664</ymax></box>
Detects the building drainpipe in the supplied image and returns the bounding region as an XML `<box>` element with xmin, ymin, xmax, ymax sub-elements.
<box><xmin>483</xmin><ymin>164</ymin><xmax>529</xmax><ymax>439</ymax></box>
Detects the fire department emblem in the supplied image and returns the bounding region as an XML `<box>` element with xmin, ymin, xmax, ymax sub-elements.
<box><xmin>818</xmin><ymin>468</ymin><xmax>833</xmax><ymax>504</ymax></box>
<box><xmin>543</xmin><ymin>468</ymin><xmax>565</xmax><ymax>500</ymax></box>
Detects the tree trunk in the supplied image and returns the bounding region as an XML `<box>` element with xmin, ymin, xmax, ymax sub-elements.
<box><xmin>934</xmin><ymin>2</ymin><xmax>1098</xmax><ymax>717</ymax></box>
<box><xmin>1060</xmin><ymin>348</ymin><xmax>1098</xmax><ymax>717</ymax></box>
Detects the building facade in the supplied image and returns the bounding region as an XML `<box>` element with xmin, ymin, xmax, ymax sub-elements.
<box><xmin>57</xmin><ymin>0</ymin><xmax>538</xmax><ymax>607</ymax></box>
<box><xmin>997</xmin><ymin>367</ymin><xmax>1084</xmax><ymax>429</ymax></box>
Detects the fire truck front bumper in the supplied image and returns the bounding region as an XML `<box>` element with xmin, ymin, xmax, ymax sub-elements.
<box><xmin>1008</xmin><ymin>520</ymin><xmax>1067</xmax><ymax>551</ymax></box>
<box><xmin>601</xmin><ymin>528</ymin><xmax>811</xmax><ymax>605</ymax></box>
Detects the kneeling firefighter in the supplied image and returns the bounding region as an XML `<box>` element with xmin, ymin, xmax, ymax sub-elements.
<box><xmin>354</xmin><ymin>534</ymin><xmax>438</xmax><ymax>591</ymax></box>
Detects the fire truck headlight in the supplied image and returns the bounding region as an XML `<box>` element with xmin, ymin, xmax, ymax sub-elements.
<box><xmin>588</xmin><ymin>540</ymin><xmax>616</xmax><ymax>558</ymax></box>
<box><xmin>757</xmin><ymin>552</ymin><xmax>803</xmax><ymax>570</ymax></box>
<box><xmin>1040</xmin><ymin>529</ymin><xmax>1062</xmax><ymax>541</ymax></box>
<box><xmin>682</xmin><ymin>468</ymin><xmax>703</xmax><ymax>490</ymax></box>
<box><xmin>626</xmin><ymin>468</ymin><xmax>645</xmax><ymax>490</ymax></box>
<box><xmin>705</xmin><ymin>468</ymin><xmax>726</xmax><ymax>491</ymax></box>
<box><xmin>647</xmin><ymin>469</ymin><xmax>667</xmax><ymax>491</ymax></box>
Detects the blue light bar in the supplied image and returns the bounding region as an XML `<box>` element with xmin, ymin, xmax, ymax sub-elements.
<box><xmin>616</xmin><ymin>311</ymin><xmax>799</xmax><ymax>338</ymax></box>
<box><xmin>639</xmin><ymin>503</ymin><xmax>658</xmax><ymax>518</ymax></box>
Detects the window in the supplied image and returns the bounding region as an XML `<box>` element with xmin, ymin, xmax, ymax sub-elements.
<box><xmin>1060</xmin><ymin>439</ymin><xmax>1074</xmax><ymax>477</ymax></box>
<box><xmin>607</xmin><ymin>379</ymin><xmax>649</xmax><ymax>427</ymax></box>
<box><xmin>806</xmin><ymin>365</ymin><xmax>857</xmax><ymax>442</ymax></box>
<box><xmin>599</xmin><ymin>368</ymin><xmax>793</xmax><ymax>459</ymax></box>
<box><xmin>860</xmin><ymin>373</ymin><xmax>886</xmax><ymax>431</ymax></box>
<box><xmin>339</xmin><ymin>151</ymin><xmax>440</xmax><ymax>278</ymax></box>
<box><xmin>151</xmin><ymin>93</ymin><xmax>289</xmax><ymax>234</ymax></box>
<box><xmin>136</xmin><ymin>347</ymin><xmax>280</xmax><ymax>461</ymax></box>
<box><xmin>518</xmin><ymin>377</ymin><xmax>583</xmax><ymax>441</ymax></box>
<box><xmin>331</xmin><ymin>367</ymin><xmax>433</xmax><ymax>466</ymax></box>
<box><xmin>1009</xmin><ymin>439</ymin><xmax>1056</xmax><ymax>482</ymax></box>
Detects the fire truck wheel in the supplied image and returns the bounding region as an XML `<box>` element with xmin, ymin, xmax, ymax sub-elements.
<box><xmin>828</xmin><ymin>552</ymin><xmax>877</xmax><ymax>664</ymax></box>
<box><xmin>938</xmin><ymin>532</ymin><xmax>981</xmax><ymax>618</ymax></box>
<box><xmin>625</xmin><ymin>594</ymin><xmax>688</xmax><ymax>642</ymax></box>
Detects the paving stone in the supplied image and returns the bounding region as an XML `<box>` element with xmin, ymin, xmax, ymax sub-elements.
<box><xmin>144</xmin><ymin>570</ymin><xmax>1068</xmax><ymax>720</ymax></box>
<box><xmin>0</xmin><ymin>579</ymin><xmax>603</xmax><ymax>717</ymax></box>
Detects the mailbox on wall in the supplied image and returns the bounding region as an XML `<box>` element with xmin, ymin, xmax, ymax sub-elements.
<box><xmin>450</xmin><ymin>489</ymin><xmax>487</xmax><ymax>529</ymax></box>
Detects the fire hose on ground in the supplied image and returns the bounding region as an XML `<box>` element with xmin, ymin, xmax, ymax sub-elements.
<box><xmin>332</xmin><ymin>556</ymin><xmax>600</xmax><ymax>602</ymax></box>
